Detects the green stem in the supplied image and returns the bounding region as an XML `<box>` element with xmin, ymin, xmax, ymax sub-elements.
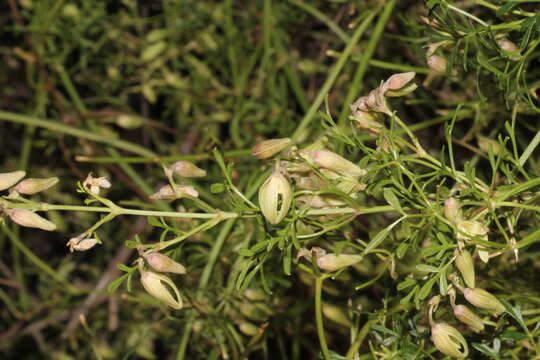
<box><xmin>315</xmin><ymin>276</ymin><xmax>331</xmax><ymax>360</ymax></box>
<box><xmin>346</xmin><ymin>319</ymin><xmax>376</xmax><ymax>358</ymax></box>
<box><xmin>291</xmin><ymin>10</ymin><xmax>376</xmax><ymax>142</ymax></box>
<box><xmin>74</xmin><ymin>149</ymin><xmax>252</xmax><ymax>164</ymax></box>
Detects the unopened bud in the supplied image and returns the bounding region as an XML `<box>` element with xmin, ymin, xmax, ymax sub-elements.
<box><xmin>13</xmin><ymin>177</ymin><xmax>59</xmax><ymax>195</ymax></box>
<box><xmin>477</xmin><ymin>135</ymin><xmax>504</xmax><ymax>155</ymax></box>
<box><xmin>143</xmin><ymin>253</ymin><xmax>186</xmax><ymax>274</ymax></box>
<box><xmin>464</xmin><ymin>288</ymin><xmax>505</xmax><ymax>315</ymax></box>
<box><xmin>383</xmin><ymin>72</ymin><xmax>417</xmax><ymax>96</ymax></box>
<box><xmin>244</xmin><ymin>288</ymin><xmax>266</xmax><ymax>301</ymax></box>
<box><xmin>311</xmin><ymin>150</ymin><xmax>366</xmax><ymax>177</ymax></box>
<box><xmin>116</xmin><ymin>114</ymin><xmax>143</xmax><ymax>129</ymax></box>
<box><xmin>457</xmin><ymin>220</ymin><xmax>488</xmax><ymax>242</ymax></box>
<box><xmin>322</xmin><ymin>303</ymin><xmax>351</xmax><ymax>327</ymax></box>
<box><xmin>296</xmin><ymin>194</ymin><xmax>345</xmax><ymax>209</ymax></box>
<box><xmin>149</xmin><ymin>184</ymin><xmax>198</xmax><ymax>200</ymax></box>
<box><xmin>349</xmin><ymin>109</ymin><xmax>385</xmax><ymax>136</ymax></box>
<box><xmin>238</xmin><ymin>322</ymin><xmax>259</xmax><ymax>336</ymax></box>
<box><xmin>431</xmin><ymin>322</ymin><xmax>469</xmax><ymax>358</ymax></box>
<box><xmin>0</xmin><ymin>170</ymin><xmax>26</xmax><ymax>191</ymax></box>
<box><xmin>497</xmin><ymin>39</ymin><xmax>521</xmax><ymax>61</ymax></box>
<box><xmin>67</xmin><ymin>237</ymin><xmax>98</xmax><ymax>252</ymax></box>
<box><xmin>444</xmin><ymin>197</ymin><xmax>461</xmax><ymax>223</ymax></box>
<box><xmin>427</xmin><ymin>55</ymin><xmax>447</xmax><ymax>73</ymax></box>
<box><xmin>258</xmin><ymin>170</ymin><xmax>292</xmax><ymax>224</ymax></box>
<box><xmin>170</xmin><ymin>161</ymin><xmax>206</xmax><ymax>177</ymax></box>
<box><xmin>453</xmin><ymin>304</ymin><xmax>484</xmax><ymax>332</ymax></box>
<box><xmin>5</xmin><ymin>208</ymin><xmax>56</xmax><ymax>231</ymax></box>
<box><xmin>140</xmin><ymin>270</ymin><xmax>183</xmax><ymax>309</ymax></box>
<box><xmin>317</xmin><ymin>253</ymin><xmax>363</xmax><ymax>272</ymax></box>
<box><xmin>454</xmin><ymin>249</ymin><xmax>475</xmax><ymax>288</ymax></box>
<box><xmin>252</xmin><ymin>138</ymin><xmax>292</xmax><ymax>159</ymax></box>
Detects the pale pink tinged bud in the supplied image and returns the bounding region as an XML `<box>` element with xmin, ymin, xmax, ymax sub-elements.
<box><xmin>444</xmin><ymin>197</ymin><xmax>461</xmax><ymax>223</ymax></box>
<box><xmin>140</xmin><ymin>270</ymin><xmax>183</xmax><ymax>310</ymax></box>
<box><xmin>6</xmin><ymin>208</ymin><xmax>56</xmax><ymax>231</ymax></box>
<box><xmin>454</xmin><ymin>249</ymin><xmax>475</xmax><ymax>289</ymax></box>
<box><xmin>464</xmin><ymin>288</ymin><xmax>505</xmax><ymax>315</ymax></box>
<box><xmin>149</xmin><ymin>184</ymin><xmax>198</xmax><ymax>200</ymax></box>
<box><xmin>238</xmin><ymin>322</ymin><xmax>259</xmax><ymax>336</ymax></box>
<box><xmin>384</xmin><ymin>72</ymin><xmax>416</xmax><ymax>91</ymax></box>
<box><xmin>13</xmin><ymin>177</ymin><xmax>59</xmax><ymax>195</ymax></box>
<box><xmin>427</xmin><ymin>55</ymin><xmax>447</xmax><ymax>73</ymax></box>
<box><xmin>0</xmin><ymin>170</ymin><xmax>25</xmax><ymax>191</ymax></box>
<box><xmin>170</xmin><ymin>161</ymin><xmax>207</xmax><ymax>177</ymax></box>
<box><xmin>497</xmin><ymin>39</ymin><xmax>521</xmax><ymax>61</ymax></box>
<box><xmin>317</xmin><ymin>253</ymin><xmax>363</xmax><ymax>272</ymax></box>
<box><xmin>322</xmin><ymin>303</ymin><xmax>351</xmax><ymax>327</ymax></box>
<box><xmin>431</xmin><ymin>322</ymin><xmax>469</xmax><ymax>358</ymax></box>
<box><xmin>311</xmin><ymin>150</ymin><xmax>365</xmax><ymax>177</ymax></box>
<box><xmin>67</xmin><ymin>237</ymin><xmax>98</xmax><ymax>252</ymax></box>
<box><xmin>258</xmin><ymin>170</ymin><xmax>292</xmax><ymax>224</ymax></box>
<box><xmin>453</xmin><ymin>304</ymin><xmax>484</xmax><ymax>332</ymax></box>
<box><xmin>144</xmin><ymin>253</ymin><xmax>186</xmax><ymax>274</ymax></box>
<box><xmin>251</xmin><ymin>138</ymin><xmax>292</xmax><ymax>159</ymax></box>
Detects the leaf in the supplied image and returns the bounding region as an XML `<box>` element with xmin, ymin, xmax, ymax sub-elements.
<box><xmin>210</xmin><ymin>183</ymin><xmax>226</xmax><ymax>193</ymax></box>
<box><xmin>496</xmin><ymin>2</ymin><xmax>520</xmax><ymax>16</ymax></box>
<box><xmin>117</xmin><ymin>263</ymin><xmax>133</xmax><ymax>272</ymax></box>
<box><xmin>415</xmin><ymin>264</ymin><xmax>439</xmax><ymax>273</ymax></box>
<box><xmin>417</xmin><ymin>275</ymin><xmax>438</xmax><ymax>301</ymax></box>
<box><xmin>400</xmin><ymin>285</ymin><xmax>419</xmax><ymax>305</ymax></box>
<box><xmin>501</xmin><ymin>330</ymin><xmax>528</xmax><ymax>342</ymax></box>
<box><xmin>364</xmin><ymin>217</ymin><xmax>405</xmax><ymax>254</ymax></box>
<box><xmin>383</xmin><ymin>188</ymin><xmax>402</xmax><ymax>213</ymax></box>
<box><xmin>500</xmin><ymin>299</ymin><xmax>529</xmax><ymax>333</ymax></box>
<box><xmin>397</xmin><ymin>277</ymin><xmax>417</xmax><ymax>291</ymax></box>
<box><xmin>107</xmin><ymin>273</ymin><xmax>128</xmax><ymax>293</ymax></box>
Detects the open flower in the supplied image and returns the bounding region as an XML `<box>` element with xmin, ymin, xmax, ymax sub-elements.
<box><xmin>83</xmin><ymin>173</ymin><xmax>111</xmax><ymax>195</ymax></box>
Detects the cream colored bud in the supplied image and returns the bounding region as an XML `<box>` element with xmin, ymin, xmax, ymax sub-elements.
<box><xmin>0</xmin><ymin>170</ymin><xmax>26</xmax><ymax>191</ymax></box>
<box><xmin>311</xmin><ymin>150</ymin><xmax>366</xmax><ymax>177</ymax></box>
<box><xmin>252</xmin><ymin>138</ymin><xmax>292</xmax><ymax>159</ymax></box>
<box><xmin>454</xmin><ymin>249</ymin><xmax>475</xmax><ymax>288</ymax></box>
<box><xmin>322</xmin><ymin>303</ymin><xmax>351</xmax><ymax>327</ymax></box>
<box><xmin>444</xmin><ymin>197</ymin><xmax>462</xmax><ymax>223</ymax></box>
<box><xmin>497</xmin><ymin>39</ymin><xmax>521</xmax><ymax>61</ymax></box>
<box><xmin>170</xmin><ymin>161</ymin><xmax>206</xmax><ymax>177</ymax></box>
<box><xmin>13</xmin><ymin>177</ymin><xmax>59</xmax><ymax>195</ymax></box>
<box><xmin>140</xmin><ymin>270</ymin><xmax>183</xmax><ymax>310</ymax></box>
<box><xmin>464</xmin><ymin>288</ymin><xmax>505</xmax><ymax>315</ymax></box>
<box><xmin>457</xmin><ymin>220</ymin><xmax>488</xmax><ymax>242</ymax></box>
<box><xmin>349</xmin><ymin>109</ymin><xmax>385</xmax><ymax>136</ymax></box>
<box><xmin>238</xmin><ymin>322</ymin><xmax>259</xmax><ymax>336</ymax></box>
<box><xmin>317</xmin><ymin>253</ymin><xmax>363</xmax><ymax>272</ymax></box>
<box><xmin>149</xmin><ymin>184</ymin><xmax>198</xmax><ymax>200</ymax></box>
<box><xmin>116</xmin><ymin>114</ymin><xmax>143</xmax><ymax>129</ymax></box>
<box><xmin>244</xmin><ymin>288</ymin><xmax>266</xmax><ymax>301</ymax></box>
<box><xmin>5</xmin><ymin>208</ymin><xmax>56</xmax><ymax>231</ymax></box>
<box><xmin>427</xmin><ymin>55</ymin><xmax>447</xmax><ymax>73</ymax></box>
<box><xmin>67</xmin><ymin>237</ymin><xmax>98</xmax><ymax>252</ymax></box>
<box><xmin>258</xmin><ymin>170</ymin><xmax>292</xmax><ymax>224</ymax></box>
<box><xmin>296</xmin><ymin>194</ymin><xmax>345</xmax><ymax>209</ymax></box>
<box><xmin>143</xmin><ymin>253</ymin><xmax>186</xmax><ymax>274</ymax></box>
<box><xmin>431</xmin><ymin>322</ymin><xmax>469</xmax><ymax>358</ymax></box>
<box><xmin>453</xmin><ymin>304</ymin><xmax>484</xmax><ymax>332</ymax></box>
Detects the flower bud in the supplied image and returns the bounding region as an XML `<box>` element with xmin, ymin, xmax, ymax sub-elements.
<box><xmin>431</xmin><ymin>322</ymin><xmax>469</xmax><ymax>358</ymax></box>
<box><xmin>322</xmin><ymin>303</ymin><xmax>351</xmax><ymax>327</ymax></box>
<box><xmin>317</xmin><ymin>253</ymin><xmax>363</xmax><ymax>272</ymax></box>
<box><xmin>13</xmin><ymin>177</ymin><xmax>59</xmax><ymax>195</ymax></box>
<box><xmin>143</xmin><ymin>253</ymin><xmax>186</xmax><ymax>274</ymax></box>
<box><xmin>258</xmin><ymin>170</ymin><xmax>292</xmax><ymax>224</ymax></box>
<box><xmin>453</xmin><ymin>304</ymin><xmax>484</xmax><ymax>332</ymax></box>
<box><xmin>140</xmin><ymin>270</ymin><xmax>183</xmax><ymax>309</ymax></box>
<box><xmin>497</xmin><ymin>38</ymin><xmax>521</xmax><ymax>61</ymax></box>
<box><xmin>383</xmin><ymin>72</ymin><xmax>417</xmax><ymax>96</ymax></box>
<box><xmin>444</xmin><ymin>197</ymin><xmax>462</xmax><ymax>223</ymax></box>
<box><xmin>427</xmin><ymin>55</ymin><xmax>447</xmax><ymax>73</ymax></box>
<box><xmin>244</xmin><ymin>288</ymin><xmax>266</xmax><ymax>301</ymax></box>
<box><xmin>349</xmin><ymin>109</ymin><xmax>385</xmax><ymax>136</ymax></box>
<box><xmin>67</xmin><ymin>237</ymin><xmax>99</xmax><ymax>252</ymax></box>
<box><xmin>170</xmin><ymin>161</ymin><xmax>206</xmax><ymax>177</ymax></box>
<box><xmin>5</xmin><ymin>208</ymin><xmax>56</xmax><ymax>231</ymax></box>
<box><xmin>149</xmin><ymin>184</ymin><xmax>198</xmax><ymax>200</ymax></box>
<box><xmin>0</xmin><ymin>170</ymin><xmax>25</xmax><ymax>191</ymax></box>
<box><xmin>252</xmin><ymin>138</ymin><xmax>292</xmax><ymax>159</ymax></box>
<box><xmin>311</xmin><ymin>150</ymin><xmax>366</xmax><ymax>177</ymax></box>
<box><xmin>238</xmin><ymin>322</ymin><xmax>259</xmax><ymax>336</ymax></box>
<box><xmin>454</xmin><ymin>249</ymin><xmax>475</xmax><ymax>288</ymax></box>
<box><xmin>477</xmin><ymin>135</ymin><xmax>504</xmax><ymax>155</ymax></box>
<box><xmin>296</xmin><ymin>194</ymin><xmax>345</xmax><ymax>209</ymax></box>
<box><xmin>116</xmin><ymin>114</ymin><xmax>143</xmax><ymax>129</ymax></box>
<box><xmin>464</xmin><ymin>288</ymin><xmax>505</xmax><ymax>315</ymax></box>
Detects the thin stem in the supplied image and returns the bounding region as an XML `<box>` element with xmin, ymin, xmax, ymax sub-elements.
<box><xmin>315</xmin><ymin>276</ymin><xmax>331</xmax><ymax>360</ymax></box>
<box><xmin>74</xmin><ymin>149</ymin><xmax>252</xmax><ymax>163</ymax></box>
<box><xmin>346</xmin><ymin>319</ymin><xmax>376</xmax><ymax>359</ymax></box>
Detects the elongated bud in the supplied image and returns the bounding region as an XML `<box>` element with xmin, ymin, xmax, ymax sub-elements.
<box><xmin>296</xmin><ymin>194</ymin><xmax>346</xmax><ymax>209</ymax></box>
<box><xmin>5</xmin><ymin>208</ymin><xmax>56</xmax><ymax>231</ymax></box>
<box><xmin>454</xmin><ymin>249</ymin><xmax>475</xmax><ymax>288</ymax></box>
<box><xmin>453</xmin><ymin>304</ymin><xmax>484</xmax><ymax>332</ymax></box>
<box><xmin>383</xmin><ymin>72</ymin><xmax>417</xmax><ymax>96</ymax></box>
<box><xmin>464</xmin><ymin>288</ymin><xmax>505</xmax><ymax>315</ymax></box>
<box><xmin>143</xmin><ymin>253</ymin><xmax>186</xmax><ymax>274</ymax></box>
<box><xmin>170</xmin><ymin>161</ymin><xmax>206</xmax><ymax>177</ymax></box>
<box><xmin>317</xmin><ymin>253</ymin><xmax>363</xmax><ymax>272</ymax></box>
<box><xmin>497</xmin><ymin>38</ymin><xmax>521</xmax><ymax>61</ymax></box>
<box><xmin>427</xmin><ymin>55</ymin><xmax>447</xmax><ymax>73</ymax></box>
<box><xmin>13</xmin><ymin>177</ymin><xmax>59</xmax><ymax>195</ymax></box>
<box><xmin>238</xmin><ymin>322</ymin><xmax>259</xmax><ymax>336</ymax></box>
<box><xmin>140</xmin><ymin>270</ymin><xmax>183</xmax><ymax>309</ymax></box>
<box><xmin>258</xmin><ymin>170</ymin><xmax>292</xmax><ymax>224</ymax></box>
<box><xmin>149</xmin><ymin>184</ymin><xmax>198</xmax><ymax>200</ymax></box>
<box><xmin>252</xmin><ymin>138</ymin><xmax>292</xmax><ymax>159</ymax></box>
<box><xmin>311</xmin><ymin>150</ymin><xmax>366</xmax><ymax>177</ymax></box>
<box><xmin>444</xmin><ymin>197</ymin><xmax>461</xmax><ymax>223</ymax></box>
<box><xmin>67</xmin><ymin>237</ymin><xmax>99</xmax><ymax>252</ymax></box>
<box><xmin>322</xmin><ymin>303</ymin><xmax>351</xmax><ymax>327</ymax></box>
<box><xmin>0</xmin><ymin>170</ymin><xmax>25</xmax><ymax>191</ymax></box>
<box><xmin>456</xmin><ymin>220</ymin><xmax>488</xmax><ymax>241</ymax></box>
<box><xmin>244</xmin><ymin>288</ymin><xmax>266</xmax><ymax>301</ymax></box>
<box><xmin>431</xmin><ymin>322</ymin><xmax>469</xmax><ymax>358</ymax></box>
<box><xmin>116</xmin><ymin>114</ymin><xmax>143</xmax><ymax>129</ymax></box>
